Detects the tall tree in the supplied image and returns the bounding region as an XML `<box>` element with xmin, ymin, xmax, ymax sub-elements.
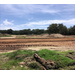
<box><xmin>58</xmin><ymin>24</ymin><xmax>68</xmax><ymax>35</ymax></box>
<box><xmin>47</xmin><ymin>23</ymin><xmax>59</xmax><ymax>34</ymax></box>
<box><xmin>7</xmin><ymin>29</ymin><xmax>13</xmax><ymax>34</ymax></box>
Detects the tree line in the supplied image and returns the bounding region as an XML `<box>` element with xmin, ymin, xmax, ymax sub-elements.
<box><xmin>47</xmin><ymin>23</ymin><xmax>75</xmax><ymax>35</ymax></box>
<box><xmin>0</xmin><ymin>29</ymin><xmax>47</xmax><ymax>35</ymax></box>
<box><xmin>0</xmin><ymin>23</ymin><xmax>75</xmax><ymax>35</ymax></box>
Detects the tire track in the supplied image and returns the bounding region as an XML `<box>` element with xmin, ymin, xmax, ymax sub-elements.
<box><xmin>0</xmin><ymin>38</ymin><xmax>75</xmax><ymax>51</ymax></box>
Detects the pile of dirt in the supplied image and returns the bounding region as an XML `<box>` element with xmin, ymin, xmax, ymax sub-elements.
<box><xmin>39</xmin><ymin>34</ymin><xmax>64</xmax><ymax>38</ymax></box>
<box><xmin>15</xmin><ymin>34</ymin><xmax>65</xmax><ymax>38</ymax></box>
<box><xmin>40</xmin><ymin>34</ymin><xmax>49</xmax><ymax>37</ymax></box>
<box><xmin>49</xmin><ymin>34</ymin><xmax>64</xmax><ymax>38</ymax></box>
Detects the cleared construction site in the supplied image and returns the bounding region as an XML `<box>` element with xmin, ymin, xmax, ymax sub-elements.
<box><xmin>0</xmin><ymin>37</ymin><xmax>75</xmax><ymax>52</ymax></box>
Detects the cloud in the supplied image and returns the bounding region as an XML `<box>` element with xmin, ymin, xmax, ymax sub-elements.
<box><xmin>64</xmin><ymin>19</ymin><xmax>75</xmax><ymax>25</ymax></box>
<box><xmin>21</xmin><ymin>18</ymin><xmax>75</xmax><ymax>26</ymax></box>
<box><xmin>0</xmin><ymin>19</ymin><xmax>14</xmax><ymax>30</ymax></box>
<box><xmin>3</xmin><ymin>19</ymin><xmax>14</xmax><ymax>25</ymax></box>
<box><xmin>0</xmin><ymin>4</ymin><xmax>61</xmax><ymax>16</ymax></box>
<box><xmin>0</xmin><ymin>18</ymin><xmax>75</xmax><ymax>30</ymax></box>
<box><xmin>0</xmin><ymin>4</ymin><xmax>75</xmax><ymax>21</ymax></box>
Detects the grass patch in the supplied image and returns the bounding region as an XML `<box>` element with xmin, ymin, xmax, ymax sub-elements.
<box><xmin>28</xmin><ymin>62</ymin><xmax>41</xmax><ymax>70</ymax></box>
<box><xmin>16</xmin><ymin>35</ymin><xmax>26</xmax><ymax>38</ymax></box>
<box><xmin>8</xmin><ymin>50</ymin><xmax>35</xmax><ymax>59</ymax></box>
<box><xmin>0</xmin><ymin>34</ymin><xmax>11</xmax><ymax>37</ymax></box>
<box><xmin>35</xmin><ymin>49</ymin><xmax>75</xmax><ymax>68</ymax></box>
<box><xmin>0</xmin><ymin>50</ymin><xmax>35</xmax><ymax>70</ymax></box>
<box><xmin>0</xmin><ymin>49</ymin><xmax>75</xmax><ymax>70</ymax></box>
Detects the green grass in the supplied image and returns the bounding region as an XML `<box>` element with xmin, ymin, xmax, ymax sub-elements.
<box><xmin>16</xmin><ymin>35</ymin><xmax>26</xmax><ymax>38</ymax></box>
<box><xmin>28</xmin><ymin>62</ymin><xmax>41</xmax><ymax>70</ymax></box>
<box><xmin>0</xmin><ymin>50</ymin><xmax>35</xmax><ymax>70</ymax></box>
<box><xmin>35</xmin><ymin>49</ymin><xmax>75</xmax><ymax>68</ymax></box>
<box><xmin>0</xmin><ymin>49</ymin><xmax>75</xmax><ymax>70</ymax></box>
<box><xmin>8</xmin><ymin>50</ymin><xmax>35</xmax><ymax>59</ymax></box>
<box><xmin>0</xmin><ymin>34</ymin><xmax>11</xmax><ymax>37</ymax></box>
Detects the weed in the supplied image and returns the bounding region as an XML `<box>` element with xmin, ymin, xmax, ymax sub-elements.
<box><xmin>0</xmin><ymin>49</ymin><xmax>75</xmax><ymax>70</ymax></box>
<box><xmin>0</xmin><ymin>34</ymin><xmax>11</xmax><ymax>37</ymax></box>
<box><xmin>28</xmin><ymin>62</ymin><xmax>41</xmax><ymax>70</ymax></box>
<box><xmin>35</xmin><ymin>49</ymin><xmax>75</xmax><ymax>68</ymax></box>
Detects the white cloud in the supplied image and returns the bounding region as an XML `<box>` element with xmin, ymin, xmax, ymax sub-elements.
<box><xmin>21</xmin><ymin>18</ymin><xmax>75</xmax><ymax>26</ymax></box>
<box><xmin>64</xmin><ymin>19</ymin><xmax>75</xmax><ymax>25</ymax></box>
<box><xmin>3</xmin><ymin>19</ymin><xmax>14</xmax><ymax>25</ymax></box>
<box><xmin>0</xmin><ymin>18</ymin><xmax>75</xmax><ymax>30</ymax></box>
<box><xmin>0</xmin><ymin>19</ymin><xmax>14</xmax><ymax>30</ymax></box>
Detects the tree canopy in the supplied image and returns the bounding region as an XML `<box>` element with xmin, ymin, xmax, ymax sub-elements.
<box><xmin>0</xmin><ymin>24</ymin><xmax>75</xmax><ymax>35</ymax></box>
<box><xmin>47</xmin><ymin>23</ymin><xmax>68</xmax><ymax>35</ymax></box>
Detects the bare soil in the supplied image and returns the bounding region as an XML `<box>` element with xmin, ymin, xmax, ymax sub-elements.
<box><xmin>20</xmin><ymin>46</ymin><xmax>75</xmax><ymax>51</ymax></box>
<box><xmin>0</xmin><ymin>37</ymin><xmax>75</xmax><ymax>53</ymax></box>
<box><xmin>0</xmin><ymin>33</ymin><xmax>75</xmax><ymax>53</ymax></box>
<box><xmin>0</xmin><ymin>34</ymin><xmax>75</xmax><ymax>38</ymax></box>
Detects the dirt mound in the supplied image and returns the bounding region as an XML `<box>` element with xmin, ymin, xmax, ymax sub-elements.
<box><xmin>40</xmin><ymin>34</ymin><xmax>49</xmax><ymax>37</ymax></box>
<box><xmin>49</xmin><ymin>34</ymin><xmax>64</xmax><ymax>38</ymax></box>
<box><xmin>40</xmin><ymin>34</ymin><xmax>64</xmax><ymax>38</ymax></box>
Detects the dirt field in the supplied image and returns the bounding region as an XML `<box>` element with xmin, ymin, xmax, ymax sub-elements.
<box><xmin>0</xmin><ymin>34</ymin><xmax>75</xmax><ymax>39</ymax></box>
<box><xmin>0</xmin><ymin>37</ymin><xmax>75</xmax><ymax>52</ymax></box>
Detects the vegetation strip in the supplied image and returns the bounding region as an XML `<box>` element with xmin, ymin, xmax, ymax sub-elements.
<box><xmin>0</xmin><ymin>49</ymin><xmax>75</xmax><ymax>70</ymax></box>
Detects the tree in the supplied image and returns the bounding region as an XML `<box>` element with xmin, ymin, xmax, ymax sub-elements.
<box><xmin>68</xmin><ymin>25</ymin><xmax>75</xmax><ymax>35</ymax></box>
<box><xmin>13</xmin><ymin>30</ymin><xmax>20</xmax><ymax>35</ymax></box>
<box><xmin>47</xmin><ymin>23</ymin><xmax>68</xmax><ymax>35</ymax></box>
<box><xmin>31</xmin><ymin>29</ymin><xmax>45</xmax><ymax>35</ymax></box>
<box><xmin>7</xmin><ymin>29</ymin><xmax>13</xmax><ymax>34</ymax></box>
<box><xmin>72</xmin><ymin>25</ymin><xmax>75</xmax><ymax>35</ymax></box>
<box><xmin>0</xmin><ymin>30</ymin><xmax>7</xmax><ymax>34</ymax></box>
<box><xmin>47</xmin><ymin>23</ymin><xmax>59</xmax><ymax>34</ymax></box>
<box><xmin>58</xmin><ymin>24</ymin><xmax>68</xmax><ymax>35</ymax></box>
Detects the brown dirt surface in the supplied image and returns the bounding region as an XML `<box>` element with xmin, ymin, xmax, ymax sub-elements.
<box><xmin>24</xmin><ymin>34</ymin><xmax>65</xmax><ymax>38</ymax></box>
<box><xmin>49</xmin><ymin>34</ymin><xmax>65</xmax><ymax>38</ymax></box>
<box><xmin>0</xmin><ymin>34</ymin><xmax>75</xmax><ymax>39</ymax></box>
<box><xmin>0</xmin><ymin>37</ymin><xmax>75</xmax><ymax>53</ymax></box>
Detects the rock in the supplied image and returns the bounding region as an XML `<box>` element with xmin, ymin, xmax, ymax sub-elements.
<box><xmin>20</xmin><ymin>65</ymin><xmax>23</xmax><ymax>67</ymax></box>
<box><xmin>13</xmin><ymin>66</ymin><xmax>15</xmax><ymax>68</ymax></box>
<box><xmin>19</xmin><ymin>62</ymin><xmax>25</xmax><ymax>65</ymax></box>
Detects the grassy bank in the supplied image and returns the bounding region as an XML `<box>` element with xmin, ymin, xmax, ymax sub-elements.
<box><xmin>0</xmin><ymin>49</ymin><xmax>75</xmax><ymax>70</ymax></box>
<box><xmin>0</xmin><ymin>34</ymin><xmax>11</xmax><ymax>37</ymax></box>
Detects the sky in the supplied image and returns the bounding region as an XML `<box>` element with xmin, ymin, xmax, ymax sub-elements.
<box><xmin>0</xmin><ymin>4</ymin><xmax>75</xmax><ymax>30</ymax></box>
